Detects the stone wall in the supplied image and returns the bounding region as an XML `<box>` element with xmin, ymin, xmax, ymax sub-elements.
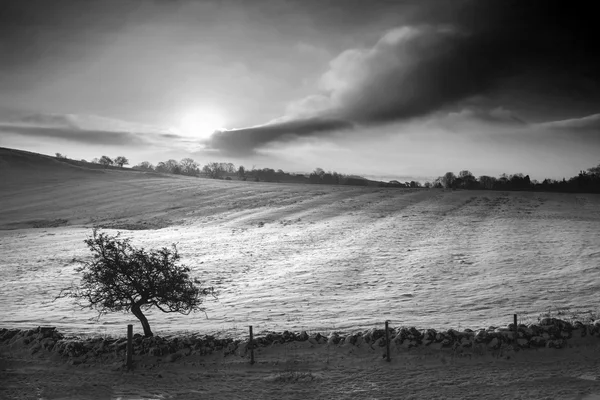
<box><xmin>2</xmin><ymin>318</ymin><xmax>600</xmax><ymax>365</ymax></box>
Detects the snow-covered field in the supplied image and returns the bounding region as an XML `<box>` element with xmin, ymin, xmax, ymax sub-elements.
<box><xmin>1</xmin><ymin>149</ymin><xmax>599</xmax><ymax>338</ymax></box>
<box><xmin>2</xmin><ymin>149</ymin><xmax>600</xmax><ymax>399</ymax></box>
<box><xmin>2</xmin><ymin>338</ymin><xmax>600</xmax><ymax>400</ymax></box>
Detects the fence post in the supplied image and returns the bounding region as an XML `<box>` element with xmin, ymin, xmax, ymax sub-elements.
<box><xmin>513</xmin><ymin>314</ymin><xmax>518</xmax><ymax>347</ymax></box>
<box><xmin>126</xmin><ymin>324</ymin><xmax>133</xmax><ymax>370</ymax></box>
<box><xmin>385</xmin><ymin>320</ymin><xmax>391</xmax><ymax>362</ymax></box>
<box><xmin>249</xmin><ymin>325</ymin><xmax>255</xmax><ymax>365</ymax></box>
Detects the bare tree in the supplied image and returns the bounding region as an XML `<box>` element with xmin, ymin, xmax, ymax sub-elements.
<box><xmin>587</xmin><ymin>163</ymin><xmax>600</xmax><ymax>176</ymax></box>
<box><xmin>478</xmin><ymin>175</ymin><xmax>496</xmax><ymax>190</ymax></box>
<box><xmin>180</xmin><ymin>158</ymin><xmax>199</xmax><ymax>176</ymax></box>
<box><xmin>99</xmin><ymin>156</ymin><xmax>113</xmax><ymax>168</ymax></box>
<box><xmin>155</xmin><ymin>160</ymin><xmax>181</xmax><ymax>174</ymax></box>
<box><xmin>441</xmin><ymin>172</ymin><xmax>456</xmax><ymax>188</ymax></box>
<box><xmin>458</xmin><ymin>170</ymin><xmax>476</xmax><ymax>189</ymax></box>
<box><xmin>223</xmin><ymin>162</ymin><xmax>236</xmax><ymax>173</ymax></box>
<box><xmin>164</xmin><ymin>159</ymin><xmax>181</xmax><ymax>174</ymax></box>
<box><xmin>56</xmin><ymin>229</ymin><xmax>216</xmax><ymax>337</ymax></box>
<box><xmin>135</xmin><ymin>161</ymin><xmax>154</xmax><ymax>171</ymax></box>
<box><xmin>113</xmin><ymin>156</ymin><xmax>129</xmax><ymax>168</ymax></box>
<box><xmin>155</xmin><ymin>162</ymin><xmax>168</xmax><ymax>173</ymax></box>
<box><xmin>203</xmin><ymin>162</ymin><xmax>225</xmax><ymax>179</ymax></box>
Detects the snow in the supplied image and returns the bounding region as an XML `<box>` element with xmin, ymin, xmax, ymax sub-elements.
<box><xmin>2</xmin><ymin>337</ymin><xmax>600</xmax><ymax>399</ymax></box>
<box><xmin>1</xmin><ymin>166</ymin><xmax>599</xmax><ymax>338</ymax></box>
<box><xmin>1</xmin><ymin>151</ymin><xmax>600</xmax><ymax>399</ymax></box>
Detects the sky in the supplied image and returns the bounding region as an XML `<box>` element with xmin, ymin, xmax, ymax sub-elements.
<box><xmin>0</xmin><ymin>0</ymin><xmax>599</xmax><ymax>181</ymax></box>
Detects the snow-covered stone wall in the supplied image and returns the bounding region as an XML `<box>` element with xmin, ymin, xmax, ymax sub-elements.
<box><xmin>2</xmin><ymin>318</ymin><xmax>600</xmax><ymax>366</ymax></box>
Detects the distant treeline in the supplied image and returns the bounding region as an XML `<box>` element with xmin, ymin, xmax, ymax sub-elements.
<box><xmin>428</xmin><ymin>166</ymin><xmax>600</xmax><ymax>193</ymax></box>
<box><xmin>131</xmin><ymin>159</ymin><xmax>377</xmax><ymax>186</ymax></box>
<box><xmin>70</xmin><ymin>153</ymin><xmax>600</xmax><ymax>193</ymax></box>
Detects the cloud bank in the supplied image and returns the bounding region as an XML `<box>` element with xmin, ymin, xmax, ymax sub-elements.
<box><xmin>206</xmin><ymin>0</ymin><xmax>599</xmax><ymax>154</ymax></box>
<box><xmin>535</xmin><ymin>114</ymin><xmax>600</xmax><ymax>132</ymax></box>
<box><xmin>0</xmin><ymin>114</ymin><xmax>182</xmax><ymax>147</ymax></box>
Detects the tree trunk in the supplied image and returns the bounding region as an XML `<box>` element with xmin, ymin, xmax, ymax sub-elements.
<box><xmin>131</xmin><ymin>302</ymin><xmax>153</xmax><ymax>337</ymax></box>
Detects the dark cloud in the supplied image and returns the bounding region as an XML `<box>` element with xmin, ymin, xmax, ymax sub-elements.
<box><xmin>17</xmin><ymin>113</ymin><xmax>79</xmax><ymax>128</ymax></box>
<box><xmin>442</xmin><ymin>107</ymin><xmax>528</xmax><ymax>128</ymax></box>
<box><xmin>208</xmin><ymin>0</ymin><xmax>599</xmax><ymax>154</ymax></box>
<box><xmin>0</xmin><ymin>0</ymin><xmax>136</xmax><ymax>77</ymax></box>
<box><xmin>0</xmin><ymin>124</ymin><xmax>148</xmax><ymax>146</ymax></box>
<box><xmin>536</xmin><ymin>114</ymin><xmax>600</xmax><ymax>132</ymax></box>
<box><xmin>0</xmin><ymin>112</ymin><xmax>190</xmax><ymax>147</ymax></box>
<box><xmin>531</xmin><ymin>113</ymin><xmax>600</xmax><ymax>148</ymax></box>
<box><xmin>206</xmin><ymin>117</ymin><xmax>354</xmax><ymax>155</ymax></box>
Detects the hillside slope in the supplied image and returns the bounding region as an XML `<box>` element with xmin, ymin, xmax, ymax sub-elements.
<box><xmin>0</xmin><ymin>147</ymin><xmax>599</xmax><ymax>337</ymax></box>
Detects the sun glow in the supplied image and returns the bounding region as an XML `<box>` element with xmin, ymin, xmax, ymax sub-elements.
<box><xmin>179</xmin><ymin>110</ymin><xmax>225</xmax><ymax>138</ymax></box>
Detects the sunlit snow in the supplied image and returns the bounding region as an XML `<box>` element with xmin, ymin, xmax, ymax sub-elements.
<box><xmin>1</xmin><ymin>175</ymin><xmax>598</xmax><ymax>338</ymax></box>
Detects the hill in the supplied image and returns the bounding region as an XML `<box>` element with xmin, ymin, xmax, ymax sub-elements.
<box><xmin>0</xmin><ymin>147</ymin><xmax>109</xmax><ymax>184</ymax></box>
<box><xmin>0</xmin><ymin>146</ymin><xmax>599</xmax><ymax>339</ymax></box>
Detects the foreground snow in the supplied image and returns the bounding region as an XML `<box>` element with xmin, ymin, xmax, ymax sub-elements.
<box><xmin>2</xmin><ymin>330</ymin><xmax>600</xmax><ymax>400</ymax></box>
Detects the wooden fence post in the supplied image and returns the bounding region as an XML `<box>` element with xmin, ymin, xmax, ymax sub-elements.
<box><xmin>385</xmin><ymin>320</ymin><xmax>391</xmax><ymax>362</ymax></box>
<box><xmin>249</xmin><ymin>325</ymin><xmax>255</xmax><ymax>365</ymax></box>
<box><xmin>513</xmin><ymin>314</ymin><xmax>518</xmax><ymax>347</ymax></box>
<box><xmin>126</xmin><ymin>324</ymin><xmax>133</xmax><ymax>370</ymax></box>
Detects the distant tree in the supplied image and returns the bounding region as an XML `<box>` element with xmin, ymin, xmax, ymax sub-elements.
<box><xmin>341</xmin><ymin>176</ymin><xmax>369</xmax><ymax>186</ymax></box>
<box><xmin>458</xmin><ymin>170</ymin><xmax>472</xmax><ymax>179</ymax></box>
<box><xmin>423</xmin><ymin>181</ymin><xmax>432</xmax><ymax>188</ymax></box>
<box><xmin>309</xmin><ymin>168</ymin><xmax>325</xmax><ymax>184</ymax></box>
<box><xmin>113</xmin><ymin>156</ymin><xmax>129</xmax><ymax>168</ymax></box>
<box><xmin>497</xmin><ymin>173</ymin><xmax>509</xmax><ymax>187</ymax></box>
<box><xmin>56</xmin><ymin>229</ymin><xmax>216</xmax><ymax>337</ymax></box>
<box><xmin>155</xmin><ymin>162</ymin><xmax>168</xmax><ymax>173</ymax></box>
<box><xmin>180</xmin><ymin>158</ymin><xmax>199</xmax><ymax>176</ymax></box>
<box><xmin>321</xmin><ymin>172</ymin><xmax>336</xmax><ymax>185</ymax></box>
<box><xmin>91</xmin><ymin>158</ymin><xmax>100</xmax><ymax>164</ymax></box>
<box><xmin>80</xmin><ymin>159</ymin><xmax>87</xmax><ymax>163</ymax></box>
<box><xmin>164</xmin><ymin>159</ymin><xmax>181</xmax><ymax>174</ymax></box>
<box><xmin>237</xmin><ymin>166</ymin><xmax>246</xmax><ymax>179</ymax></box>
<box><xmin>441</xmin><ymin>172</ymin><xmax>456</xmax><ymax>189</ymax></box>
<box><xmin>509</xmin><ymin>173</ymin><xmax>531</xmax><ymax>190</ymax></box>
<box><xmin>542</xmin><ymin>178</ymin><xmax>558</xmax><ymax>187</ymax></box>
<box><xmin>203</xmin><ymin>162</ymin><xmax>225</xmax><ymax>179</ymax></box>
<box><xmin>478</xmin><ymin>175</ymin><xmax>496</xmax><ymax>190</ymax></box>
<box><xmin>55</xmin><ymin>153</ymin><xmax>66</xmax><ymax>159</ymax></box>
<box><xmin>332</xmin><ymin>172</ymin><xmax>342</xmax><ymax>185</ymax></box>
<box><xmin>587</xmin><ymin>163</ymin><xmax>600</xmax><ymax>176</ymax></box>
<box><xmin>458</xmin><ymin>170</ymin><xmax>477</xmax><ymax>189</ymax></box>
<box><xmin>99</xmin><ymin>156</ymin><xmax>113</xmax><ymax>168</ymax></box>
<box><xmin>223</xmin><ymin>162</ymin><xmax>236</xmax><ymax>174</ymax></box>
<box><xmin>261</xmin><ymin>168</ymin><xmax>277</xmax><ymax>182</ymax></box>
<box><xmin>135</xmin><ymin>161</ymin><xmax>155</xmax><ymax>171</ymax></box>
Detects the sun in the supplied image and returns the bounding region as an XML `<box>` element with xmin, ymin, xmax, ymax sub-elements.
<box><xmin>179</xmin><ymin>110</ymin><xmax>224</xmax><ymax>138</ymax></box>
